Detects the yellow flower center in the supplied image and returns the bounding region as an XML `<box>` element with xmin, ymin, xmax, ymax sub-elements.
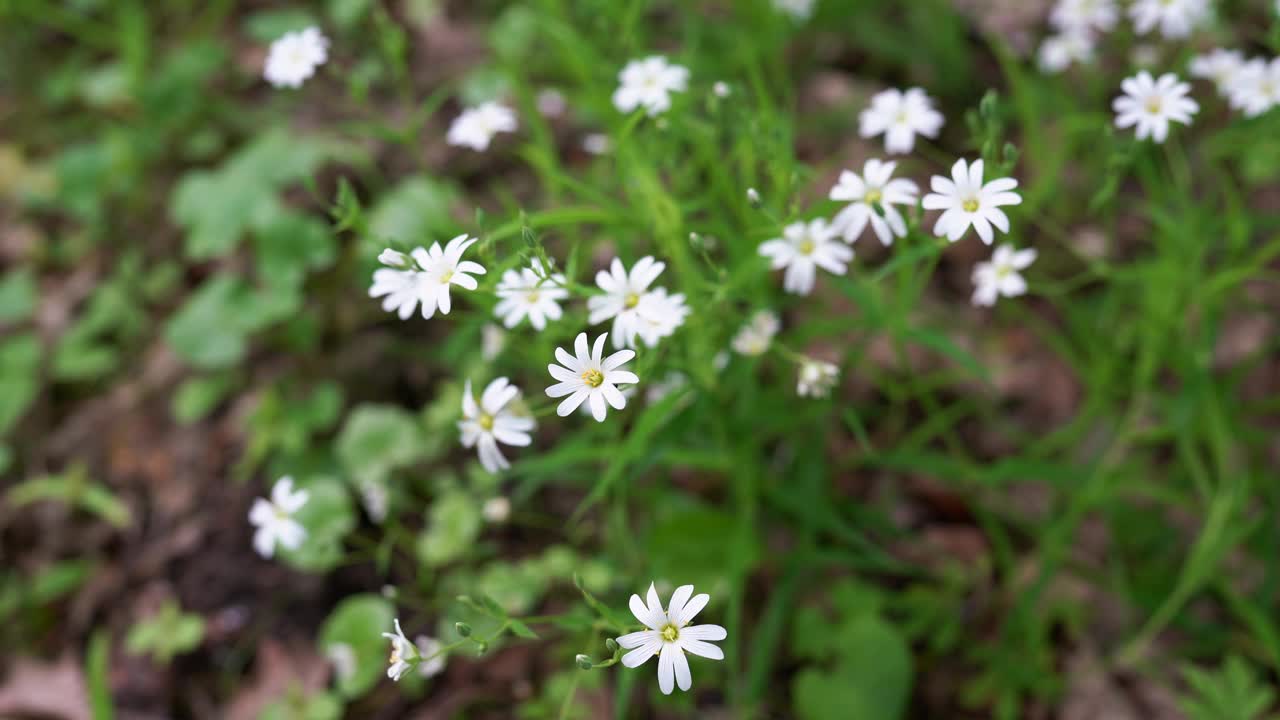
<box><xmin>1145</xmin><ymin>97</ymin><xmax>1162</xmax><ymax>114</ymax></box>
<box><xmin>479</xmin><ymin>413</ymin><xmax>494</xmax><ymax>430</ymax></box>
<box><xmin>440</xmin><ymin>269</ymin><xmax>454</xmax><ymax>284</ymax></box>
<box><xmin>526</xmin><ymin>290</ymin><xmax>540</xmax><ymax>303</ymax></box>
<box><xmin>798</xmin><ymin>239</ymin><xmax>815</xmax><ymax>255</ymax></box>
<box><xmin>661</xmin><ymin>624</ymin><xmax>680</xmax><ymax>642</ymax></box>
<box><xmin>995</xmin><ymin>265</ymin><xmax>1012</xmax><ymax>279</ymax></box>
<box><xmin>389</xmin><ymin>647</ymin><xmax>402</xmax><ymax>664</ymax></box>
<box><xmin>581</xmin><ymin>369</ymin><xmax>604</xmax><ymax>388</ymax></box>
<box><xmin>962</xmin><ymin>198</ymin><xmax>980</xmax><ymax>213</ymax></box>
<box><xmin>624</xmin><ymin>292</ymin><xmax>640</xmax><ymax>308</ymax></box>
<box><xmin>864</xmin><ymin>189</ymin><xmax>883</xmax><ymax>205</ymax></box>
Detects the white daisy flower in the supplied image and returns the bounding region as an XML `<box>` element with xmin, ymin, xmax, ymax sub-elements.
<box><xmin>414</xmin><ymin>635</ymin><xmax>446</xmax><ymax>678</ymax></box>
<box><xmin>731</xmin><ymin>310</ymin><xmax>780</xmax><ymax>356</ymax></box>
<box><xmin>796</xmin><ymin>358</ymin><xmax>839</xmax><ymax>398</ymax></box>
<box><xmin>1112</xmin><ymin>71</ymin><xmax>1198</xmax><ymax>143</ymax></box>
<box><xmin>248</xmin><ymin>476</ymin><xmax>308</xmax><ymax>558</ymax></box>
<box><xmin>264</xmin><ymin>27</ymin><xmax>329</xmax><ymax>89</ymax></box>
<box><xmin>828</xmin><ymin>159</ymin><xmax>919</xmax><ymax>246</ymax></box>
<box><xmin>447</xmin><ymin>101</ymin><xmax>518</xmax><ymax>151</ymax></box>
<box><xmin>459</xmin><ymin>377</ymin><xmax>535</xmax><ymax>474</ymax></box>
<box><xmin>1038</xmin><ymin>30</ymin><xmax>1096</xmax><ymax>73</ymax></box>
<box><xmin>921</xmin><ymin>158</ymin><xmax>1022</xmax><ymax>244</ymax></box>
<box><xmin>545</xmin><ymin>332</ymin><xmax>639</xmax><ymax>421</ymax></box>
<box><xmin>1049</xmin><ymin>0</ymin><xmax>1118</xmax><ymax>32</ymax></box>
<box><xmin>759</xmin><ymin>219</ymin><xmax>852</xmax><ymax>295</ymax></box>
<box><xmin>1228</xmin><ymin>58</ymin><xmax>1280</xmax><ymax>117</ymax></box>
<box><xmin>773</xmin><ymin>0</ymin><xmax>816</xmax><ymax>20</ymax></box>
<box><xmin>481</xmin><ymin>323</ymin><xmax>506</xmax><ymax>361</ymax></box>
<box><xmin>368</xmin><ymin>235</ymin><xmax>487</xmax><ymax>320</ymax></box>
<box><xmin>612</xmin><ymin>56</ymin><xmax>689</xmax><ymax>116</ymax></box>
<box><xmin>1189</xmin><ymin>49</ymin><xmax>1246</xmax><ymax>96</ymax></box>
<box><xmin>615</xmin><ymin>583</ymin><xmax>727</xmax><ymax>695</ymax></box>
<box><xmin>382</xmin><ymin>619</ymin><xmax>418</xmax><ymax>682</ymax></box>
<box><xmin>1129</xmin><ymin>0</ymin><xmax>1209</xmax><ymax>39</ymax></box>
<box><xmin>587</xmin><ymin>256</ymin><xmax>667</xmax><ymax>349</ymax></box>
<box><xmin>972</xmin><ymin>244</ymin><xmax>1037</xmax><ymax>307</ymax></box>
<box><xmin>859</xmin><ymin>88</ymin><xmax>945</xmax><ymax>155</ymax></box>
<box><xmin>482</xmin><ymin>496</ymin><xmax>511</xmax><ymax>523</ymax></box>
<box><xmin>633</xmin><ymin>288</ymin><xmax>690</xmax><ymax>348</ymax></box>
<box><xmin>494</xmin><ymin>260</ymin><xmax>569</xmax><ymax>331</ymax></box>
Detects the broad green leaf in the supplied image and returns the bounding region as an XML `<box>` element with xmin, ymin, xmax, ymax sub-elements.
<box><xmin>279</xmin><ymin>476</ymin><xmax>357</xmax><ymax>572</ymax></box>
<box><xmin>417</xmin><ymin>490</ymin><xmax>482</xmax><ymax>568</ymax></box>
<box><xmin>0</xmin><ymin>268</ymin><xmax>36</xmax><ymax>323</ymax></box>
<box><xmin>319</xmin><ymin>594</ymin><xmax>396</xmax><ymax>699</ymax></box>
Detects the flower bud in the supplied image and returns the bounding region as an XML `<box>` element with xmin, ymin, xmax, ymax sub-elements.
<box><xmin>455</xmin><ymin>622</ymin><xmax>472</xmax><ymax>637</ymax></box>
<box><xmin>746</xmin><ymin>187</ymin><xmax>761</xmax><ymax>207</ymax></box>
<box><xmin>378</xmin><ymin>249</ymin><xmax>410</xmax><ymax>268</ymax></box>
<box><xmin>575</xmin><ymin>654</ymin><xmax>594</xmax><ymax>670</ymax></box>
<box><xmin>605</xmin><ymin>638</ymin><xmax>619</xmax><ymax>653</ymax></box>
<box><xmin>476</xmin><ymin>641</ymin><xmax>489</xmax><ymax>655</ymax></box>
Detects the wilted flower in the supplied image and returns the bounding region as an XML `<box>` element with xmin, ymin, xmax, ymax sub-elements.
<box><xmin>972</xmin><ymin>244</ymin><xmax>1037</xmax><ymax>306</ymax></box>
<box><xmin>859</xmin><ymin>88</ymin><xmax>944</xmax><ymax>155</ymax></box>
<box><xmin>922</xmin><ymin>159</ymin><xmax>1022</xmax><ymax>244</ymax></box>
<box><xmin>759</xmin><ymin>219</ymin><xmax>852</xmax><ymax>295</ymax></box>
<box><xmin>545</xmin><ymin>332</ymin><xmax>639</xmax><ymax>421</ymax></box>
<box><xmin>248</xmin><ymin>476</ymin><xmax>308</xmax><ymax>558</ymax></box>
<box><xmin>829</xmin><ymin>158</ymin><xmax>919</xmax><ymax>246</ymax></box>
<box><xmin>613</xmin><ymin>56</ymin><xmax>689</xmax><ymax>116</ymax></box>
<box><xmin>264</xmin><ymin>27</ymin><xmax>328</xmax><ymax>88</ymax></box>
<box><xmin>615</xmin><ymin>583</ymin><xmax>727</xmax><ymax>695</ymax></box>
<box><xmin>1113</xmin><ymin>71</ymin><xmax>1198</xmax><ymax>142</ymax></box>
<box><xmin>447</xmin><ymin>102</ymin><xmax>518</xmax><ymax>151</ymax></box>
<box><xmin>459</xmin><ymin>378</ymin><xmax>535</xmax><ymax>474</ymax></box>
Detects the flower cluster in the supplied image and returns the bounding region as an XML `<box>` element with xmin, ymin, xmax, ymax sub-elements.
<box><xmin>264</xmin><ymin>27</ymin><xmax>329</xmax><ymax>88</ymax></box>
<box><xmin>1038</xmin><ymin>0</ymin><xmax>1210</xmax><ymax>74</ymax></box>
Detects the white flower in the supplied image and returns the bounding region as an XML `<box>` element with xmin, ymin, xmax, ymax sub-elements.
<box><xmin>377</xmin><ymin>248</ymin><xmax>411</xmax><ymax>268</ymax></box>
<box><xmin>1129</xmin><ymin>0</ymin><xmax>1209</xmax><ymax>38</ymax></box>
<box><xmin>633</xmin><ymin>288</ymin><xmax>690</xmax><ymax>348</ymax></box>
<box><xmin>359</xmin><ymin>479</ymin><xmax>388</xmax><ymax>523</ymax></box>
<box><xmin>759</xmin><ymin>219</ymin><xmax>852</xmax><ymax>295</ymax></box>
<box><xmin>746</xmin><ymin>187</ymin><xmax>761</xmax><ymax>206</ymax></box>
<box><xmin>859</xmin><ymin>88</ymin><xmax>944</xmax><ymax>155</ymax></box>
<box><xmin>1037</xmin><ymin>30</ymin><xmax>1096</xmax><ymax>73</ymax></box>
<box><xmin>545</xmin><ymin>332</ymin><xmax>639</xmax><ymax>421</ymax></box>
<box><xmin>326</xmin><ymin>643</ymin><xmax>357</xmax><ymax>683</ymax></box>
<box><xmin>613</xmin><ymin>56</ymin><xmax>689</xmax><ymax>116</ymax></box>
<box><xmin>773</xmin><ymin>0</ymin><xmax>816</xmax><ymax>20</ymax></box>
<box><xmin>615</xmin><ymin>583</ymin><xmax>727</xmax><ymax>695</ymax></box>
<box><xmin>582</xmin><ymin>133</ymin><xmax>611</xmax><ymax>155</ymax></box>
<box><xmin>587</xmin><ymin>256</ymin><xmax>668</xmax><ymax>349</ymax></box>
<box><xmin>414</xmin><ymin>635</ymin><xmax>446</xmax><ymax>678</ymax></box>
<box><xmin>645</xmin><ymin>371</ymin><xmax>688</xmax><ymax>405</ymax></box>
<box><xmin>264</xmin><ymin>27</ymin><xmax>328</xmax><ymax>88</ymax></box>
<box><xmin>731</xmin><ymin>310</ymin><xmax>780</xmax><ymax>356</ymax></box>
<box><xmin>1189</xmin><ymin>49</ymin><xmax>1246</xmax><ymax>96</ymax></box>
<box><xmin>972</xmin><ymin>244</ymin><xmax>1037</xmax><ymax>307</ymax></box>
<box><xmin>459</xmin><ymin>377</ymin><xmax>535</xmax><ymax>474</ymax></box>
<box><xmin>494</xmin><ymin>260</ymin><xmax>568</xmax><ymax>331</ymax></box>
<box><xmin>828</xmin><ymin>159</ymin><xmax>919</xmax><ymax>246</ymax></box>
<box><xmin>248</xmin><ymin>476</ymin><xmax>308</xmax><ymax>558</ymax></box>
<box><xmin>382</xmin><ymin>619</ymin><xmax>417</xmax><ymax>682</ymax></box>
<box><xmin>1113</xmin><ymin>71</ymin><xmax>1198</xmax><ymax>143</ymax></box>
<box><xmin>368</xmin><ymin>235</ymin><xmax>487</xmax><ymax>320</ymax></box>
<box><xmin>922</xmin><ymin>159</ymin><xmax>1022</xmax><ymax>244</ymax></box>
<box><xmin>481</xmin><ymin>323</ymin><xmax>506</xmax><ymax>361</ymax></box>
<box><xmin>536</xmin><ymin>89</ymin><xmax>566</xmax><ymax>117</ymax></box>
<box><xmin>482</xmin><ymin>496</ymin><xmax>511</xmax><ymax>523</ymax></box>
<box><xmin>1049</xmin><ymin>0</ymin><xmax>1118</xmax><ymax>32</ymax></box>
<box><xmin>1228</xmin><ymin>58</ymin><xmax>1280</xmax><ymax>117</ymax></box>
<box><xmin>797</xmin><ymin>358</ymin><xmax>839</xmax><ymax>398</ymax></box>
<box><xmin>447</xmin><ymin>101</ymin><xmax>518</xmax><ymax>151</ymax></box>
<box><xmin>712</xmin><ymin>81</ymin><xmax>731</xmax><ymax>98</ymax></box>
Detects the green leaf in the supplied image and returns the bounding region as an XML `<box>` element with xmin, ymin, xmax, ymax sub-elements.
<box><xmin>7</xmin><ymin>467</ymin><xmax>131</xmax><ymax>528</ymax></box>
<box><xmin>792</xmin><ymin>616</ymin><xmax>913</xmax><ymax>720</ymax></box>
<box><xmin>252</xmin><ymin>210</ymin><xmax>337</xmax><ymax>286</ymax></box>
<box><xmin>646</xmin><ymin>505</ymin><xmax>756</xmax><ymax>583</ymax></box>
<box><xmin>125</xmin><ymin>601</ymin><xmax>205</xmax><ymax>664</ymax></box>
<box><xmin>0</xmin><ymin>332</ymin><xmax>41</xmax><ymax>436</ymax></box>
<box><xmin>1180</xmin><ymin>656</ymin><xmax>1275</xmax><ymax>720</ymax></box>
<box><xmin>0</xmin><ymin>268</ymin><xmax>37</xmax><ymax>323</ymax></box>
<box><xmin>164</xmin><ymin>274</ymin><xmax>298</xmax><ymax>369</ymax></box>
<box><xmin>335</xmin><ymin>404</ymin><xmax>429</xmax><ymax>483</ymax></box>
<box><xmin>171</xmin><ymin>374</ymin><xmax>237</xmax><ymax>424</ymax></box>
<box><xmin>508</xmin><ymin>619</ymin><xmax>539</xmax><ymax>640</ymax></box>
<box><xmin>416</xmin><ymin>490</ymin><xmax>482</xmax><ymax>568</ymax></box>
<box><xmin>319</xmin><ymin>594</ymin><xmax>396</xmax><ymax>699</ymax></box>
<box><xmin>243</xmin><ymin>8</ymin><xmax>322</xmax><ymax>43</ymax></box>
<box><xmin>367</xmin><ymin>175</ymin><xmax>460</xmax><ymax>249</ymax></box>
<box><xmin>87</xmin><ymin>629</ymin><xmax>114</xmax><ymax>720</ymax></box>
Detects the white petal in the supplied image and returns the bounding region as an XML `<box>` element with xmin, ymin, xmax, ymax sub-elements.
<box><xmin>657</xmin><ymin>643</ymin><xmax>676</xmax><ymax>695</ymax></box>
<box><xmin>680</xmin><ymin>624</ymin><xmax>727</xmax><ymax>641</ymax></box>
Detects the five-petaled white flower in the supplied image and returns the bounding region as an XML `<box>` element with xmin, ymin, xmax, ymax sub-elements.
<box><xmin>1228</xmin><ymin>58</ymin><xmax>1280</xmax><ymax>117</ymax></box>
<box><xmin>633</xmin><ymin>288</ymin><xmax>690</xmax><ymax>347</ymax></box>
<box><xmin>616</xmin><ymin>583</ymin><xmax>727</xmax><ymax>695</ymax></box>
<box><xmin>546</xmin><ymin>332</ymin><xmax>639</xmax><ymax>421</ymax></box>
<box><xmin>1038</xmin><ymin>30</ymin><xmax>1096</xmax><ymax>73</ymax></box>
<box><xmin>1189</xmin><ymin>49</ymin><xmax>1246</xmax><ymax>97</ymax></box>
<box><xmin>922</xmin><ymin>159</ymin><xmax>1022</xmax><ymax>244</ymax></box>
<box><xmin>1050</xmin><ymin>0</ymin><xmax>1118</xmax><ymax>32</ymax></box>
<box><xmin>829</xmin><ymin>159</ymin><xmax>919</xmax><ymax>246</ymax></box>
<box><xmin>369</xmin><ymin>236</ymin><xmax>487</xmax><ymax>320</ymax></box>
<box><xmin>383</xmin><ymin>619</ymin><xmax>418</xmax><ymax>682</ymax></box>
<box><xmin>414</xmin><ymin>635</ymin><xmax>446</xmax><ymax>678</ymax></box>
<box><xmin>797</xmin><ymin>358</ymin><xmax>839</xmax><ymax>398</ymax></box>
<box><xmin>759</xmin><ymin>219</ymin><xmax>852</xmax><ymax>295</ymax></box>
<box><xmin>248</xmin><ymin>476</ymin><xmax>308</xmax><ymax>558</ymax></box>
<box><xmin>447</xmin><ymin>101</ymin><xmax>518</xmax><ymax>151</ymax></box>
<box><xmin>264</xmin><ymin>27</ymin><xmax>329</xmax><ymax>88</ymax></box>
<box><xmin>1113</xmin><ymin>71</ymin><xmax>1198</xmax><ymax>143</ymax></box>
<box><xmin>1129</xmin><ymin>0</ymin><xmax>1209</xmax><ymax>39</ymax></box>
<box><xmin>588</xmin><ymin>256</ymin><xmax>670</xmax><ymax>349</ymax></box>
<box><xmin>731</xmin><ymin>310</ymin><xmax>780</xmax><ymax>356</ymax></box>
<box><xmin>613</xmin><ymin>56</ymin><xmax>689</xmax><ymax>116</ymax></box>
<box><xmin>859</xmin><ymin>88</ymin><xmax>944</xmax><ymax>155</ymax></box>
<box><xmin>459</xmin><ymin>377</ymin><xmax>535</xmax><ymax>474</ymax></box>
<box><xmin>494</xmin><ymin>260</ymin><xmax>569</xmax><ymax>331</ymax></box>
<box><xmin>972</xmin><ymin>244</ymin><xmax>1037</xmax><ymax>307</ymax></box>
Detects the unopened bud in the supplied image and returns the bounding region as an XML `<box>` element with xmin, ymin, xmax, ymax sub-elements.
<box><xmin>455</xmin><ymin>622</ymin><xmax>472</xmax><ymax>637</ymax></box>
<box><xmin>475</xmin><ymin>641</ymin><xmax>489</xmax><ymax>655</ymax></box>
<box><xmin>605</xmin><ymin>638</ymin><xmax>619</xmax><ymax>653</ymax></box>
<box><xmin>746</xmin><ymin>188</ymin><xmax>761</xmax><ymax>207</ymax></box>
<box><xmin>378</xmin><ymin>249</ymin><xmax>410</xmax><ymax>268</ymax></box>
<box><xmin>575</xmin><ymin>654</ymin><xmax>594</xmax><ymax>670</ymax></box>
<box><xmin>979</xmin><ymin>90</ymin><xmax>998</xmax><ymax>120</ymax></box>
